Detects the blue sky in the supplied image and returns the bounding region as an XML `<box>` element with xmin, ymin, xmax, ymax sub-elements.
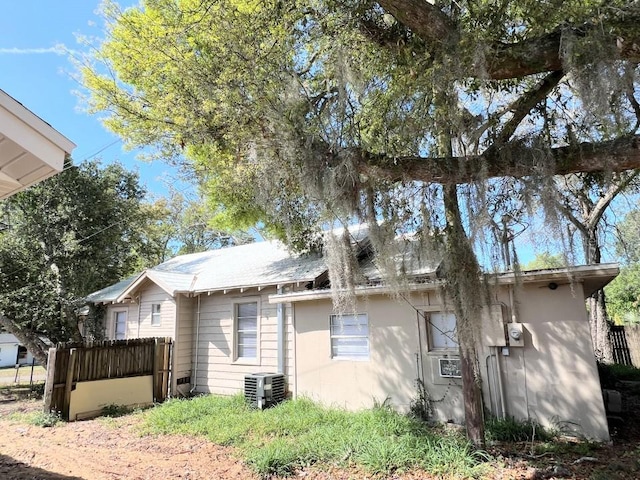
<box><xmin>0</xmin><ymin>1</ymin><xmax>188</xmax><ymax>197</ymax></box>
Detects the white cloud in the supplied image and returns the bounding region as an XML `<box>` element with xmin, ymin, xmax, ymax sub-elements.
<box><xmin>0</xmin><ymin>45</ymin><xmax>66</xmax><ymax>55</ymax></box>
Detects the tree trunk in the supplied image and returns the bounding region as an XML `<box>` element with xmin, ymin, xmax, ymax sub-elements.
<box><xmin>583</xmin><ymin>227</ymin><xmax>614</xmax><ymax>363</ymax></box>
<box><xmin>589</xmin><ymin>290</ymin><xmax>614</xmax><ymax>363</ymax></box>
<box><xmin>442</xmin><ymin>184</ymin><xmax>485</xmax><ymax>447</ymax></box>
<box><xmin>0</xmin><ymin>314</ymin><xmax>49</xmax><ymax>366</ymax></box>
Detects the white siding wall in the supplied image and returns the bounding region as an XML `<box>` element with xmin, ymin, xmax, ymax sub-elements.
<box><xmin>137</xmin><ymin>283</ymin><xmax>176</xmax><ymax>339</ymax></box>
<box><xmin>174</xmin><ymin>295</ymin><xmax>195</xmax><ymax>396</ymax></box>
<box><xmin>192</xmin><ymin>287</ymin><xmax>295</xmax><ymax>396</ymax></box>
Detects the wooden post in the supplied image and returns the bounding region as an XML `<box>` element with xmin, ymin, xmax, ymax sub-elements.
<box><xmin>161</xmin><ymin>338</ymin><xmax>171</xmax><ymax>401</ymax></box>
<box><xmin>63</xmin><ymin>348</ymin><xmax>77</xmax><ymax>421</ymax></box>
<box><xmin>153</xmin><ymin>338</ymin><xmax>159</xmax><ymax>402</ymax></box>
<box><xmin>43</xmin><ymin>347</ymin><xmax>58</xmax><ymax>413</ymax></box>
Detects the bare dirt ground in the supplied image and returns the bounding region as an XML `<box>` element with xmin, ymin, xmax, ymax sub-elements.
<box><xmin>1</xmin><ymin>384</ymin><xmax>639</xmax><ymax>480</ymax></box>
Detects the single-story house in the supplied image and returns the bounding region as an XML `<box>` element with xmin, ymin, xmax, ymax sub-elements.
<box><xmin>0</xmin><ymin>333</ymin><xmax>37</xmax><ymax>367</ymax></box>
<box><xmin>87</xmin><ymin>233</ymin><xmax>617</xmax><ymax>441</ymax></box>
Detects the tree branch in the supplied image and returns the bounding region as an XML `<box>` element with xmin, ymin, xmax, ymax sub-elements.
<box><xmin>488</xmin><ymin>70</ymin><xmax>565</xmax><ymax>149</ymax></box>
<box><xmin>356</xmin><ymin>135</ymin><xmax>640</xmax><ymax>185</ymax></box>
<box><xmin>376</xmin><ymin>0</ymin><xmax>458</xmax><ymax>49</ymax></box>
<box><xmin>586</xmin><ymin>171</ymin><xmax>640</xmax><ymax>231</ymax></box>
<box><xmin>375</xmin><ymin>1</ymin><xmax>640</xmax><ymax>79</ymax></box>
<box><xmin>0</xmin><ymin>314</ymin><xmax>50</xmax><ymax>366</ymax></box>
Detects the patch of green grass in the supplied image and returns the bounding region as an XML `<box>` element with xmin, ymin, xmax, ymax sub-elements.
<box><xmin>140</xmin><ymin>395</ymin><xmax>489</xmax><ymax>478</ymax></box>
<box><xmin>101</xmin><ymin>404</ymin><xmax>133</xmax><ymax>417</ymax></box>
<box><xmin>533</xmin><ymin>439</ymin><xmax>599</xmax><ymax>456</ymax></box>
<box><xmin>485</xmin><ymin>416</ymin><xmax>555</xmax><ymax>443</ymax></box>
<box><xmin>10</xmin><ymin>410</ymin><xmax>60</xmax><ymax>427</ymax></box>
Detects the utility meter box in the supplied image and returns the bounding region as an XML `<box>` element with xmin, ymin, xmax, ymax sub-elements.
<box><xmin>507</xmin><ymin>323</ymin><xmax>525</xmax><ymax>347</ymax></box>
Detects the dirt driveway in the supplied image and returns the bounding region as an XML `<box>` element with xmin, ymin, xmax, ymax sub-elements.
<box><xmin>0</xmin><ymin>418</ymin><xmax>255</xmax><ymax>480</ymax></box>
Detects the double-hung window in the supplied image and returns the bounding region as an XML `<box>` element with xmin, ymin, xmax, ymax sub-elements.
<box><xmin>236</xmin><ymin>302</ymin><xmax>258</xmax><ymax>360</ymax></box>
<box><xmin>114</xmin><ymin>311</ymin><xmax>127</xmax><ymax>340</ymax></box>
<box><xmin>151</xmin><ymin>304</ymin><xmax>161</xmax><ymax>326</ymax></box>
<box><xmin>427</xmin><ymin>312</ymin><xmax>458</xmax><ymax>350</ymax></box>
<box><xmin>329</xmin><ymin>313</ymin><xmax>369</xmax><ymax>360</ymax></box>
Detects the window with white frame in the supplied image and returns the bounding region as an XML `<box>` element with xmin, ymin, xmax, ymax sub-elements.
<box><xmin>329</xmin><ymin>313</ymin><xmax>369</xmax><ymax>360</ymax></box>
<box><xmin>151</xmin><ymin>304</ymin><xmax>161</xmax><ymax>326</ymax></box>
<box><xmin>114</xmin><ymin>311</ymin><xmax>127</xmax><ymax>340</ymax></box>
<box><xmin>427</xmin><ymin>312</ymin><xmax>458</xmax><ymax>350</ymax></box>
<box><xmin>236</xmin><ymin>302</ymin><xmax>258</xmax><ymax>359</ymax></box>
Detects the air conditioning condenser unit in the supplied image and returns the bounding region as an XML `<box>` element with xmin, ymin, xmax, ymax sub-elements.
<box><xmin>244</xmin><ymin>372</ymin><xmax>285</xmax><ymax>409</ymax></box>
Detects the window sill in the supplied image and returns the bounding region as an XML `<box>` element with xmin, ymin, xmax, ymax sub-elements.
<box><xmin>426</xmin><ymin>350</ymin><xmax>459</xmax><ymax>356</ymax></box>
<box><xmin>232</xmin><ymin>358</ymin><xmax>260</xmax><ymax>366</ymax></box>
<box><xmin>331</xmin><ymin>356</ymin><xmax>370</xmax><ymax>362</ymax></box>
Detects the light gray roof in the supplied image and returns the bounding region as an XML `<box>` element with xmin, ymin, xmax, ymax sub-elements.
<box><xmin>85</xmin><ymin>275</ymin><xmax>139</xmax><ymax>303</ymax></box>
<box><xmin>0</xmin><ymin>333</ymin><xmax>20</xmax><ymax>344</ymax></box>
<box><xmin>111</xmin><ymin>240</ymin><xmax>326</xmax><ymax>301</ymax></box>
<box><xmin>87</xmin><ymin>226</ymin><xmax>442</xmax><ymax>303</ymax></box>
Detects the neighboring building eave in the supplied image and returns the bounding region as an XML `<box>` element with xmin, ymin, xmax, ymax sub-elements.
<box><xmin>489</xmin><ymin>263</ymin><xmax>619</xmax><ymax>297</ymax></box>
<box><xmin>0</xmin><ymin>89</ymin><xmax>76</xmax><ymax>200</ymax></box>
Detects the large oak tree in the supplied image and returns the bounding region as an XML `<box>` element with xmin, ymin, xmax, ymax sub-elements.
<box><xmin>0</xmin><ymin>160</ymin><xmax>162</xmax><ymax>365</ymax></box>
<box><xmin>82</xmin><ymin>0</ymin><xmax>640</xmax><ymax>445</ymax></box>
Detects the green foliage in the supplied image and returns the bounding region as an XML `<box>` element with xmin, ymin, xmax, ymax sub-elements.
<box><xmin>605</xmin><ymin>263</ymin><xmax>640</xmax><ymax>324</ymax></box>
<box><xmin>15</xmin><ymin>411</ymin><xmax>62</xmax><ymax>428</ymax></box>
<box><xmin>141</xmin><ymin>395</ymin><xmax>488</xmax><ymax>477</ymax></box>
<box><xmin>522</xmin><ymin>252</ymin><xmax>565</xmax><ymax>271</ymax></box>
<box><xmin>82</xmin><ymin>0</ymin><xmax>640</xmax><ymax>255</ymax></box>
<box><xmin>409</xmin><ymin>378</ymin><xmax>433</xmax><ymax>422</ymax></box>
<box><xmin>615</xmin><ymin>210</ymin><xmax>640</xmax><ymax>265</ymax></box>
<box><xmin>0</xmin><ymin>160</ymin><xmax>159</xmax><ymax>353</ymax></box>
<box><xmin>597</xmin><ymin>362</ymin><xmax>640</xmax><ymax>389</ymax></box>
<box><xmin>485</xmin><ymin>416</ymin><xmax>555</xmax><ymax>443</ymax></box>
<box><xmin>101</xmin><ymin>404</ymin><xmax>133</xmax><ymax>417</ymax></box>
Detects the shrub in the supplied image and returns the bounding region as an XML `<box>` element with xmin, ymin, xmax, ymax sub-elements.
<box><xmin>598</xmin><ymin>362</ymin><xmax>640</xmax><ymax>388</ymax></box>
<box><xmin>485</xmin><ymin>416</ymin><xmax>554</xmax><ymax>443</ymax></box>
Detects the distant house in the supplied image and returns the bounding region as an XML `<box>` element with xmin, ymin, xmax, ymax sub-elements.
<box><xmin>0</xmin><ymin>334</ymin><xmax>36</xmax><ymax>367</ymax></box>
<box><xmin>87</xmin><ymin>230</ymin><xmax>618</xmax><ymax>441</ymax></box>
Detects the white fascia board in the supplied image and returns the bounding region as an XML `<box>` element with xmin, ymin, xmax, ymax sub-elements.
<box><xmin>0</xmin><ymin>90</ymin><xmax>76</xmax><ymax>158</ymax></box>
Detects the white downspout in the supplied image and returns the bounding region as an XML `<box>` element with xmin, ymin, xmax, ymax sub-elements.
<box><xmin>277</xmin><ymin>287</ymin><xmax>285</xmax><ymax>374</ymax></box>
<box><xmin>137</xmin><ymin>295</ymin><xmax>142</xmax><ymax>338</ymax></box>
<box><xmin>190</xmin><ymin>294</ymin><xmax>201</xmax><ymax>394</ymax></box>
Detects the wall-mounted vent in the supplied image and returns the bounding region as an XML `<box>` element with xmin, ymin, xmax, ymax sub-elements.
<box><xmin>438</xmin><ymin>358</ymin><xmax>462</xmax><ymax>378</ymax></box>
<box><xmin>244</xmin><ymin>373</ymin><xmax>286</xmax><ymax>409</ymax></box>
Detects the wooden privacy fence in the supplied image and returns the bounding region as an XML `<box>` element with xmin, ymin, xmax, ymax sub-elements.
<box><xmin>623</xmin><ymin>324</ymin><xmax>640</xmax><ymax>367</ymax></box>
<box><xmin>43</xmin><ymin>337</ymin><xmax>171</xmax><ymax>420</ymax></box>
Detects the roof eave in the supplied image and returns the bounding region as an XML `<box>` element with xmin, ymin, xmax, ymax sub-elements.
<box><xmin>270</xmin><ymin>263</ymin><xmax>620</xmax><ymax>304</ymax></box>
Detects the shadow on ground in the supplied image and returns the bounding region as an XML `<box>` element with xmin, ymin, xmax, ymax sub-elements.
<box><xmin>0</xmin><ymin>454</ymin><xmax>84</xmax><ymax>480</ymax></box>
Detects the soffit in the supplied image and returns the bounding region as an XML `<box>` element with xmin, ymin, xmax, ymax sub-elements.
<box><xmin>0</xmin><ymin>89</ymin><xmax>75</xmax><ymax>200</ymax></box>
